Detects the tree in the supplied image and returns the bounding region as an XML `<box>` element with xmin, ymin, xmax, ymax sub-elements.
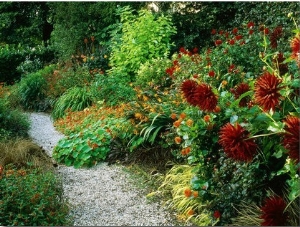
<box><xmin>0</xmin><ymin>2</ymin><xmax>53</xmax><ymax>46</ymax></box>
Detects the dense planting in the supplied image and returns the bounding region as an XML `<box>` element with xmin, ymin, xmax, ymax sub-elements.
<box><xmin>0</xmin><ymin>3</ymin><xmax>299</xmax><ymax>226</ymax></box>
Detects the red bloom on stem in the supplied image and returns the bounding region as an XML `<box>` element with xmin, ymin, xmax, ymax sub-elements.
<box><xmin>181</xmin><ymin>80</ymin><xmax>199</xmax><ymax>106</ymax></box>
<box><xmin>213</xmin><ymin>210</ymin><xmax>221</xmax><ymax>219</ymax></box>
<box><xmin>215</xmin><ymin>39</ymin><xmax>222</xmax><ymax>46</ymax></box>
<box><xmin>192</xmin><ymin>47</ymin><xmax>198</xmax><ymax>53</ymax></box>
<box><xmin>264</xmin><ymin>28</ymin><xmax>269</xmax><ymax>35</ymax></box>
<box><xmin>231</xmin><ymin>83</ymin><xmax>250</xmax><ymax>107</ymax></box>
<box><xmin>290</xmin><ymin>33</ymin><xmax>300</xmax><ymax>66</ymax></box>
<box><xmin>283</xmin><ymin>115</ymin><xmax>300</xmax><ymax>163</ymax></box>
<box><xmin>219</xmin><ymin>123</ymin><xmax>258</xmax><ymax>162</ymax></box>
<box><xmin>232</xmin><ymin>27</ymin><xmax>238</xmax><ymax>34</ymax></box>
<box><xmin>260</xmin><ymin>195</ymin><xmax>288</xmax><ymax>226</ymax></box>
<box><xmin>228</xmin><ymin>39</ymin><xmax>235</xmax><ymax>45</ymax></box>
<box><xmin>166</xmin><ymin>67</ymin><xmax>175</xmax><ymax>76</ymax></box>
<box><xmin>208</xmin><ymin>71</ymin><xmax>215</xmax><ymax>77</ymax></box>
<box><xmin>211</xmin><ymin>29</ymin><xmax>217</xmax><ymax>35</ymax></box>
<box><xmin>228</xmin><ymin>64</ymin><xmax>235</xmax><ymax>73</ymax></box>
<box><xmin>249</xmin><ymin>29</ymin><xmax>254</xmax><ymax>35</ymax></box>
<box><xmin>247</xmin><ymin>21</ymin><xmax>254</xmax><ymax>29</ymax></box>
<box><xmin>194</xmin><ymin>83</ymin><xmax>218</xmax><ymax>112</ymax></box>
<box><xmin>254</xmin><ymin>72</ymin><xmax>283</xmax><ymax>111</ymax></box>
<box><xmin>235</xmin><ymin>35</ymin><xmax>243</xmax><ymax>40</ymax></box>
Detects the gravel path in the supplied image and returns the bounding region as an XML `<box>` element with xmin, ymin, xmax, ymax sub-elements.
<box><xmin>27</xmin><ymin>112</ymin><xmax>182</xmax><ymax>226</ymax></box>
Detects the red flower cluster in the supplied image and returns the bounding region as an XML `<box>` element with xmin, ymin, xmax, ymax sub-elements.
<box><xmin>254</xmin><ymin>72</ymin><xmax>283</xmax><ymax>111</ymax></box>
<box><xmin>260</xmin><ymin>195</ymin><xmax>288</xmax><ymax>226</ymax></box>
<box><xmin>283</xmin><ymin>115</ymin><xmax>300</xmax><ymax>163</ymax></box>
<box><xmin>219</xmin><ymin>123</ymin><xmax>258</xmax><ymax>162</ymax></box>
<box><xmin>181</xmin><ymin>79</ymin><xmax>218</xmax><ymax>112</ymax></box>
<box><xmin>230</xmin><ymin>83</ymin><xmax>250</xmax><ymax>107</ymax></box>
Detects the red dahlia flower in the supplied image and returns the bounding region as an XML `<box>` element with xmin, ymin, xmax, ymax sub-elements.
<box><xmin>270</xmin><ymin>26</ymin><xmax>283</xmax><ymax>49</ymax></box>
<box><xmin>215</xmin><ymin>40</ymin><xmax>222</xmax><ymax>46</ymax></box>
<box><xmin>219</xmin><ymin>123</ymin><xmax>258</xmax><ymax>162</ymax></box>
<box><xmin>254</xmin><ymin>72</ymin><xmax>283</xmax><ymax>111</ymax></box>
<box><xmin>260</xmin><ymin>195</ymin><xmax>287</xmax><ymax>226</ymax></box>
<box><xmin>181</xmin><ymin>80</ymin><xmax>199</xmax><ymax>106</ymax></box>
<box><xmin>194</xmin><ymin>83</ymin><xmax>218</xmax><ymax>112</ymax></box>
<box><xmin>231</xmin><ymin>83</ymin><xmax>250</xmax><ymax>107</ymax></box>
<box><xmin>283</xmin><ymin>115</ymin><xmax>300</xmax><ymax>163</ymax></box>
<box><xmin>291</xmin><ymin>33</ymin><xmax>300</xmax><ymax>66</ymax></box>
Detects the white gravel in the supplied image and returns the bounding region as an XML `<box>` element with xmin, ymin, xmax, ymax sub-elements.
<box><xmin>27</xmin><ymin>112</ymin><xmax>183</xmax><ymax>226</ymax></box>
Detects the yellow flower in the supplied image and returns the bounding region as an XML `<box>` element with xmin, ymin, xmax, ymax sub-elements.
<box><xmin>186</xmin><ymin>119</ymin><xmax>193</xmax><ymax>127</ymax></box>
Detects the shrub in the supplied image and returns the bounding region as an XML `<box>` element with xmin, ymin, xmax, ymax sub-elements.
<box><xmin>89</xmin><ymin>72</ymin><xmax>136</xmax><ymax>107</ymax></box>
<box><xmin>109</xmin><ymin>6</ymin><xmax>176</xmax><ymax>81</ymax></box>
<box><xmin>135</xmin><ymin>57</ymin><xmax>173</xmax><ymax>90</ymax></box>
<box><xmin>45</xmin><ymin>64</ymin><xmax>95</xmax><ymax>100</ymax></box>
<box><xmin>16</xmin><ymin>65</ymin><xmax>55</xmax><ymax>111</ymax></box>
<box><xmin>0</xmin><ymin>165</ymin><xmax>71</xmax><ymax>226</ymax></box>
<box><xmin>51</xmin><ymin>86</ymin><xmax>93</xmax><ymax>120</ymax></box>
<box><xmin>0</xmin><ymin>98</ymin><xmax>30</xmax><ymax>139</ymax></box>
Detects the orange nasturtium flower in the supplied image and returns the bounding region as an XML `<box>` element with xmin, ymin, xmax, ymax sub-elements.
<box><xmin>180</xmin><ymin>112</ymin><xmax>186</xmax><ymax>119</ymax></box>
<box><xmin>184</xmin><ymin>188</ymin><xmax>192</xmax><ymax>197</ymax></box>
<box><xmin>193</xmin><ymin>191</ymin><xmax>199</xmax><ymax>198</ymax></box>
<box><xmin>170</xmin><ymin>113</ymin><xmax>177</xmax><ymax>120</ymax></box>
<box><xmin>174</xmin><ymin>136</ymin><xmax>182</xmax><ymax>144</ymax></box>
<box><xmin>173</xmin><ymin>120</ymin><xmax>181</xmax><ymax>128</ymax></box>
<box><xmin>203</xmin><ymin>115</ymin><xmax>211</xmax><ymax>122</ymax></box>
<box><xmin>187</xmin><ymin>209</ymin><xmax>195</xmax><ymax>216</ymax></box>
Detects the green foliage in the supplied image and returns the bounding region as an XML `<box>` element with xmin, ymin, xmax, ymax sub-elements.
<box><xmin>16</xmin><ymin>65</ymin><xmax>55</xmax><ymax>111</ymax></box>
<box><xmin>51</xmin><ymin>86</ymin><xmax>93</xmax><ymax>120</ymax></box>
<box><xmin>89</xmin><ymin>72</ymin><xmax>136</xmax><ymax>107</ymax></box>
<box><xmin>0</xmin><ymin>165</ymin><xmax>71</xmax><ymax>226</ymax></box>
<box><xmin>0</xmin><ymin>2</ymin><xmax>52</xmax><ymax>46</ymax></box>
<box><xmin>49</xmin><ymin>2</ymin><xmax>147</xmax><ymax>60</ymax></box>
<box><xmin>0</xmin><ymin>44</ymin><xmax>55</xmax><ymax>83</ymax></box>
<box><xmin>53</xmin><ymin>121</ymin><xmax>111</xmax><ymax>168</ymax></box>
<box><xmin>109</xmin><ymin>6</ymin><xmax>176</xmax><ymax>81</ymax></box>
<box><xmin>0</xmin><ymin>99</ymin><xmax>30</xmax><ymax>139</ymax></box>
<box><xmin>135</xmin><ymin>57</ymin><xmax>173</xmax><ymax>90</ymax></box>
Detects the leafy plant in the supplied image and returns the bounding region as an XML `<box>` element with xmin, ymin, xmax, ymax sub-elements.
<box><xmin>53</xmin><ymin>121</ymin><xmax>112</xmax><ymax>168</ymax></box>
<box><xmin>0</xmin><ymin>165</ymin><xmax>72</xmax><ymax>226</ymax></box>
<box><xmin>51</xmin><ymin>86</ymin><xmax>93</xmax><ymax>120</ymax></box>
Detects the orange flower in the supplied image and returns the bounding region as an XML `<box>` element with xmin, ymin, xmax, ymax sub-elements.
<box><xmin>180</xmin><ymin>113</ymin><xmax>186</xmax><ymax>119</ymax></box>
<box><xmin>175</xmin><ymin>136</ymin><xmax>182</xmax><ymax>144</ymax></box>
<box><xmin>186</xmin><ymin>119</ymin><xmax>194</xmax><ymax>127</ymax></box>
<box><xmin>84</xmin><ymin>38</ymin><xmax>88</xmax><ymax>44</ymax></box>
<box><xmin>193</xmin><ymin>191</ymin><xmax>199</xmax><ymax>198</ymax></box>
<box><xmin>203</xmin><ymin>115</ymin><xmax>211</xmax><ymax>122</ymax></box>
<box><xmin>170</xmin><ymin>113</ymin><xmax>177</xmax><ymax>120</ymax></box>
<box><xmin>213</xmin><ymin>106</ymin><xmax>221</xmax><ymax>113</ymax></box>
<box><xmin>187</xmin><ymin>209</ymin><xmax>195</xmax><ymax>216</ymax></box>
<box><xmin>173</xmin><ymin>120</ymin><xmax>181</xmax><ymax>128</ymax></box>
<box><xmin>184</xmin><ymin>188</ymin><xmax>192</xmax><ymax>197</ymax></box>
<box><xmin>17</xmin><ymin>169</ymin><xmax>26</xmax><ymax>176</ymax></box>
